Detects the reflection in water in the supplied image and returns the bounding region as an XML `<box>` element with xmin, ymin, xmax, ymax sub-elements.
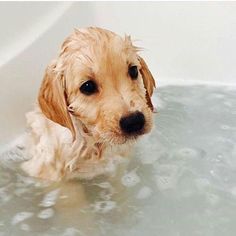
<box><xmin>1</xmin><ymin>85</ymin><xmax>236</xmax><ymax>236</ymax></box>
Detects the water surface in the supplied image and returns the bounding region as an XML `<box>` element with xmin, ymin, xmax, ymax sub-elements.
<box><xmin>1</xmin><ymin>85</ymin><xmax>236</xmax><ymax>236</ymax></box>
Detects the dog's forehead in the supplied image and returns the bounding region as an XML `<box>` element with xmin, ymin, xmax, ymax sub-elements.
<box><xmin>82</xmin><ymin>34</ymin><xmax>137</xmax><ymax>63</ymax></box>
<box><xmin>95</xmin><ymin>40</ymin><xmax>137</xmax><ymax>72</ymax></box>
<box><xmin>79</xmin><ymin>38</ymin><xmax>138</xmax><ymax>76</ymax></box>
<box><xmin>62</xmin><ymin>28</ymin><xmax>140</xmax><ymax>84</ymax></box>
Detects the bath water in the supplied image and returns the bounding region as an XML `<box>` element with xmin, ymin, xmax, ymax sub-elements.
<box><xmin>0</xmin><ymin>85</ymin><xmax>236</xmax><ymax>236</ymax></box>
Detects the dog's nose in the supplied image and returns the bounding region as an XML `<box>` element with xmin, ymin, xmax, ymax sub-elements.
<box><xmin>119</xmin><ymin>111</ymin><xmax>145</xmax><ymax>134</ymax></box>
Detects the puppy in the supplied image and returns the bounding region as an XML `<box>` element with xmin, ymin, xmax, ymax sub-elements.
<box><xmin>21</xmin><ymin>27</ymin><xmax>156</xmax><ymax>181</ymax></box>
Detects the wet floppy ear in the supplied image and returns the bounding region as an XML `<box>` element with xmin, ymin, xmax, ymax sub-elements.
<box><xmin>138</xmin><ymin>56</ymin><xmax>156</xmax><ymax>111</ymax></box>
<box><xmin>38</xmin><ymin>63</ymin><xmax>76</xmax><ymax>141</ymax></box>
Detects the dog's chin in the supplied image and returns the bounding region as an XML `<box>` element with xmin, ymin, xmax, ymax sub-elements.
<box><xmin>105</xmin><ymin>130</ymin><xmax>148</xmax><ymax>146</ymax></box>
<box><xmin>93</xmin><ymin>125</ymin><xmax>152</xmax><ymax>146</ymax></box>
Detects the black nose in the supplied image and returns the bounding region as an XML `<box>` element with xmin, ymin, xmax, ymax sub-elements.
<box><xmin>119</xmin><ymin>111</ymin><xmax>145</xmax><ymax>134</ymax></box>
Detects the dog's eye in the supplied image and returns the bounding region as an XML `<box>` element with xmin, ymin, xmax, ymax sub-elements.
<box><xmin>128</xmin><ymin>65</ymin><xmax>138</xmax><ymax>80</ymax></box>
<box><xmin>80</xmin><ymin>80</ymin><xmax>98</xmax><ymax>95</ymax></box>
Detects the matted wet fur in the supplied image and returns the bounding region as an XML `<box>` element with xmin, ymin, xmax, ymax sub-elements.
<box><xmin>21</xmin><ymin>27</ymin><xmax>156</xmax><ymax>181</ymax></box>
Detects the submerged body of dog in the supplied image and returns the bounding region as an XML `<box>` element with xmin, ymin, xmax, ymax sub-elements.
<box><xmin>22</xmin><ymin>27</ymin><xmax>156</xmax><ymax>181</ymax></box>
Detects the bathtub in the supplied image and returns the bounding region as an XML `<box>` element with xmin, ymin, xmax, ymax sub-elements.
<box><xmin>0</xmin><ymin>2</ymin><xmax>236</xmax><ymax>236</ymax></box>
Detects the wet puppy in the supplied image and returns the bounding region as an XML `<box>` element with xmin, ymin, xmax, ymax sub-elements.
<box><xmin>22</xmin><ymin>27</ymin><xmax>156</xmax><ymax>181</ymax></box>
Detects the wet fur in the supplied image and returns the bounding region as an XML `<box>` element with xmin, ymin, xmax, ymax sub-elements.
<box><xmin>22</xmin><ymin>27</ymin><xmax>156</xmax><ymax>181</ymax></box>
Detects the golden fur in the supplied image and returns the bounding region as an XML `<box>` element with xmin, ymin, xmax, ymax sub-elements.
<box><xmin>22</xmin><ymin>27</ymin><xmax>156</xmax><ymax>181</ymax></box>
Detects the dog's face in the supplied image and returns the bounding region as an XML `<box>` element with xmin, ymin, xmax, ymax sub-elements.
<box><xmin>39</xmin><ymin>27</ymin><xmax>156</xmax><ymax>145</ymax></box>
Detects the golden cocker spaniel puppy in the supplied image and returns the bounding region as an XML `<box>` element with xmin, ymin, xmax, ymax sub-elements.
<box><xmin>22</xmin><ymin>27</ymin><xmax>156</xmax><ymax>181</ymax></box>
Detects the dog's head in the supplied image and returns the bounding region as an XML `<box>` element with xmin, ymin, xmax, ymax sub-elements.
<box><xmin>38</xmin><ymin>27</ymin><xmax>156</xmax><ymax>144</ymax></box>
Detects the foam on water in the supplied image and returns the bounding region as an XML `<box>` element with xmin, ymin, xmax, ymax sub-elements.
<box><xmin>37</xmin><ymin>208</ymin><xmax>55</xmax><ymax>219</ymax></box>
<box><xmin>1</xmin><ymin>85</ymin><xmax>236</xmax><ymax>236</ymax></box>
<box><xmin>92</xmin><ymin>201</ymin><xmax>117</xmax><ymax>214</ymax></box>
<box><xmin>121</xmin><ymin>169</ymin><xmax>140</xmax><ymax>187</ymax></box>
<box><xmin>11</xmin><ymin>212</ymin><xmax>33</xmax><ymax>225</ymax></box>
<box><xmin>39</xmin><ymin>189</ymin><xmax>61</xmax><ymax>208</ymax></box>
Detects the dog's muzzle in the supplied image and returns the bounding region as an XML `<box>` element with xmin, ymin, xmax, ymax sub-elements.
<box><xmin>119</xmin><ymin>111</ymin><xmax>145</xmax><ymax>135</ymax></box>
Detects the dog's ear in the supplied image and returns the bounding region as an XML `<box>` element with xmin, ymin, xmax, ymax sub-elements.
<box><xmin>138</xmin><ymin>56</ymin><xmax>156</xmax><ymax>111</ymax></box>
<box><xmin>38</xmin><ymin>63</ymin><xmax>76</xmax><ymax>141</ymax></box>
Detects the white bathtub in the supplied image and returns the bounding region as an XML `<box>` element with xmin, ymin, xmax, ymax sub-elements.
<box><xmin>0</xmin><ymin>2</ymin><xmax>236</xmax><ymax>236</ymax></box>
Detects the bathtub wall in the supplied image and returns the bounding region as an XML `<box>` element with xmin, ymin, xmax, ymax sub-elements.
<box><xmin>0</xmin><ymin>2</ymin><xmax>236</xmax><ymax>145</ymax></box>
<box><xmin>92</xmin><ymin>2</ymin><xmax>236</xmax><ymax>85</ymax></box>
